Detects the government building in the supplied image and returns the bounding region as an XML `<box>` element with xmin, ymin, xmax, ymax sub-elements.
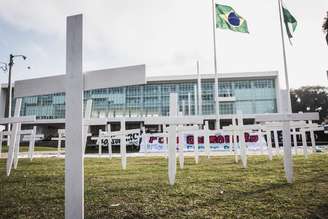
<box><xmin>0</xmin><ymin>64</ymin><xmax>282</xmax><ymax>136</ymax></box>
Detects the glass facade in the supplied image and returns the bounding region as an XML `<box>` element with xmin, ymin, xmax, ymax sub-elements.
<box><xmin>20</xmin><ymin>79</ymin><xmax>277</xmax><ymax>119</ymax></box>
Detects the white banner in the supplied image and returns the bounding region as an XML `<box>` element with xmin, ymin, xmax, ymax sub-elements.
<box><xmin>97</xmin><ymin>131</ymin><xmax>268</xmax><ymax>153</ymax></box>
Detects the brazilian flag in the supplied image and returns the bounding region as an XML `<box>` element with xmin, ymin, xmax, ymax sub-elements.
<box><xmin>216</xmin><ymin>4</ymin><xmax>249</xmax><ymax>33</ymax></box>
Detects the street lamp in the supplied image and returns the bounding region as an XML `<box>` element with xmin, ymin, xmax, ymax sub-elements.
<box><xmin>5</xmin><ymin>54</ymin><xmax>27</xmax><ymax>119</ymax></box>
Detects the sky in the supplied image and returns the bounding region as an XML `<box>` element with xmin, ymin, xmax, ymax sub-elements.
<box><xmin>0</xmin><ymin>0</ymin><xmax>327</xmax><ymax>89</ymax></box>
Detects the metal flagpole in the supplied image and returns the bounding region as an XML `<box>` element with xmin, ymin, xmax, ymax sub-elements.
<box><xmin>278</xmin><ymin>0</ymin><xmax>292</xmax><ymax>113</ymax></box>
<box><xmin>211</xmin><ymin>0</ymin><xmax>220</xmax><ymax>129</ymax></box>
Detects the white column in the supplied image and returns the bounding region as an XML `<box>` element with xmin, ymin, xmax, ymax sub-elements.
<box><xmin>168</xmin><ymin>93</ymin><xmax>178</xmax><ymax>185</ymax></box>
<box><xmin>6</xmin><ymin>98</ymin><xmax>22</xmax><ymax>176</ymax></box>
<box><xmin>13</xmin><ymin>125</ymin><xmax>21</xmax><ymax>169</ymax></box>
<box><xmin>121</xmin><ymin>120</ymin><xmax>127</xmax><ymax>170</ymax></box>
<box><xmin>282</xmin><ymin>121</ymin><xmax>293</xmax><ymax>184</ymax></box>
<box><xmin>266</xmin><ymin>130</ymin><xmax>273</xmax><ymax>161</ymax></box>
<box><xmin>204</xmin><ymin>121</ymin><xmax>210</xmax><ymax>159</ymax></box>
<box><xmin>65</xmin><ymin>14</ymin><xmax>84</xmax><ymax>219</ymax></box>
<box><xmin>232</xmin><ymin>118</ymin><xmax>239</xmax><ymax>163</ymax></box>
<box><xmin>293</xmin><ymin>128</ymin><xmax>298</xmax><ymax>155</ymax></box>
<box><xmin>98</xmin><ymin>129</ymin><xmax>102</xmax><ymax>157</ymax></box>
<box><xmin>309</xmin><ymin>121</ymin><xmax>316</xmax><ymax>153</ymax></box>
<box><xmin>260</xmin><ymin>131</ymin><xmax>264</xmax><ymax>155</ymax></box>
<box><xmin>178</xmin><ymin>132</ymin><xmax>184</xmax><ymax>169</ymax></box>
<box><xmin>107</xmin><ymin>124</ymin><xmax>112</xmax><ymax>159</ymax></box>
<box><xmin>194</xmin><ymin>126</ymin><xmax>199</xmax><ymax>164</ymax></box>
<box><xmin>301</xmin><ymin>129</ymin><xmax>308</xmax><ymax>159</ymax></box>
<box><xmin>28</xmin><ymin>126</ymin><xmax>37</xmax><ymax>161</ymax></box>
<box><xmin>274</xmin><ymin>130</ymin><xmax>280</xmax><ymax>156</ymax></box>
<box><xmin>238</xmin><ymin>116</ymin><xmax>247</xmax><ymax>168</ymax></box>
<box><xmin>57</xmin><ymin>134</ymin><xmax>62</xmax><ymax>157</ymax></box>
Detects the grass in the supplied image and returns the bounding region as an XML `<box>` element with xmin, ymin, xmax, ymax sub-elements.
<box><xmin>0</xmin><ymin>145</ymin><xmax>57</xmax><ymax>153</ymax></box>
<box><xmin>0</xmin><ymin>155</ymin><xmax>328</xmax><ymax>218</ymax></box>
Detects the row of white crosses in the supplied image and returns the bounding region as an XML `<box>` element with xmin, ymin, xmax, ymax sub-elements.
<box><xmin>0</xmin><ymin>98</ymin><xmax>36</xmax><ymax>176</ymax></box>
<box><xmin>91</xmin><ymin>120</ymin><xmax>141</xmax><ymax>170</ymax></box>
<box><xmin>262</xmin><ymin>121</ymin><xmax>322</xmax><ymax>159</ymax></box>
<box><xmin>255</xmin><ymin>112</ymin><xmax>319</xmax><ymax>183</ymax></box>
<box><xmin>144</xmin><ymin>93</ymin><xmax>204</xmax><ymax>185</ymax></box>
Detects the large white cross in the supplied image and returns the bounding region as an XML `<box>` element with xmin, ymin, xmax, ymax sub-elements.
<box><xmin>0</xmin><ymin>98</ymin><xmax>36</xmax><ymax>176</ymax></box>
<box><xmin>255</xmin><ymin>112</ymin><xmax>319</xmax><ymax>183</ymax></box>
<box><xmin>65</xmin><ymin>14</ymin><xmax>84</xmax><ymax>219</ymax></box>
<box><xmin>144</xmin><ymin>93</ymin><xmax>203</xmax><ymax>185</ymax></box>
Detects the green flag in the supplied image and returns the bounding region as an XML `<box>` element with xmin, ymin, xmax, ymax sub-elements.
<box><xmin>282</xmin><ymin>5</ymin><xmax>297</xmax><ymax>38</ymax></box>
<box><xmin>216</xmin><ymin>4</ymin><xmax>249</xmax><ymax>33</ymax></box>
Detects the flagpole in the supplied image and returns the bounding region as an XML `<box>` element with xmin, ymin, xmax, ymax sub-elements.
<box><xmin>278</xmin><ymin>0</ymin><xmax>292</xmax><ymax>113</ymax></box>
<box><xmin>211</xmin><ymin>0</ymin><xmax>220</xmax><ymax>129</ymax></box>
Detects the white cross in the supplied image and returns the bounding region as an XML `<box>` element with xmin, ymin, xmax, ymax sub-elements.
<box><xmin>0</xmin><ymin>98</ymin><xmax>36</xmax><ymax>176</ymax></box>
<box><xmin>52</xmin><ymin>129</ymin><xmax>65</xmax><ymax>156</ymax></box>
<box><xmin>94</xmin><ymin>122</ymin><xmax>140</xmax><ymax>169</ymax></box>
<box><xmin>223</xmin><ymin>116</ymin><xmax>262</xmax><ymax>168</ymax></box>
<box><xmin>144</xmin><ymin>93</ymin><xmax>203</xmax><ymax>185</ymax></box>
<box><xmin>255</xmin><ymin>112</ymin><xmax>319</xmax><ymax>183</ymax></box>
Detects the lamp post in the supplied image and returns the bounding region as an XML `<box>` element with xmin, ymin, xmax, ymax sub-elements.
<box><xmin>5</xmin><ymin>54</ymin><xmax>27</xmax><ymax>119</ymax></box>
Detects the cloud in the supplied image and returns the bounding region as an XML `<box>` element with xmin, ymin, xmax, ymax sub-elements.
<box><xmin>0</xmin><ymin>0</ymin><xmax>327</xmax><ymax>88</ymax></box>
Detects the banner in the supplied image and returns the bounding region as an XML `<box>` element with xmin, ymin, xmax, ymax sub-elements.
<box><xmin>140</xmin><ymin>131</ymin><xmax>268</xmax><ymax>152</ymax></box>
<box><xmin>97</xmin><ymin>131</ymin><xmax>268</xmax><ymax>153</ymax></box>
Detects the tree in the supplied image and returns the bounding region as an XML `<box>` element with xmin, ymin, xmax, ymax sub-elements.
<box><xmin>291</xmin><ymin>86</ymin><xmax>328</xmax><ymax>122</ymax></box>
<box><xmin>323</xmin><ymin>12</ymin><xmax>328</xmax><ymax>45</ymax></box>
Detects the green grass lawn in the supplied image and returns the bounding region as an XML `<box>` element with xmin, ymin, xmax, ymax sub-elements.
<box><xmin>0</xmin><ymin>155</ymin><xmax>327</xmax><ymax>218</ymax></box>
<box><xmin>1</xmin><ymin>145</ymin><xmax>57</xmax><ymax>153</ymax></box>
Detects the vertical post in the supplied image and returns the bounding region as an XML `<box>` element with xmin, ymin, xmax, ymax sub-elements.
<box><xmin>238</xmin><ymin>116</ymin><xmax>247</xmax><ymax>168</ymax></box>
<box><xmin>301</xmin><ymin>129</ymin><xmax>308</xmax><ymax>159</ymax></box>
<box><xmin>28</xmin><ymin>126</ymin><xmax>37</xmax><ymax>161</ymax></box>
<box><xmin>282</xmin><ymin>121</ymin><xmax>293</xmax><ymax>183</ymax></box>
<box><xmin>197</xmin><ymin>61</ymin><xmax>202</xmax><ymax>115</ymax></box>
<box><xmin>168</xmin><ymin>93</ymin><xmax>178</xmax><ymax>185</ymax></box>
<box><xmin>13</xmin><ymin>125</ymin><xmax>21</xmax><ymax>169</ymax></box>
<box><xmin>260</xmin><ymin>131</ymin><xmax>264</xmax><ymax>155</ymax></box>
<box><xmin>211</xmin><ymin>0</ymin><xmax>220</xmax><ymax>129</ymax></box>
<box><xmin>121</xmin><ymin>119</ymin><xmax>127</xmax><ymax>170</ymax></box>
<box><xmin>278</xmin><ymin>0</ymin><xmax>292</xmax><ymax>113</ymax></box>
<box><xmin>204</xmin><ymin>121</ymin><xmax>210</xmax><ymax>159</ymax></box>
<box><xmin>107</xmin><ymin>124</ymin><xmax>112</xmax><ymax>159</ymax></box>
<box><xmin>194</xmin><ymin>125</ymin><xmax>199</xmax><ymax>164</ymax></box>
<box><xmin>308</xmin><ymin>121</ymin><xmax>316</xmax><ymax>153</ymax></box>
<box><xmin>266</xmin><ymin>130</ymin><xmax>273</xmax><ymax>161</ymax></box>
<box><xmin>98</xmin><ymin>129</ymin><xmax>102</xmax><ymax>157</ymax></box>
<box><xmin>274</xmin><ymin>130</ymin><xmax>280</xmax><ymax>155</ymax></box>
<box><xmin>57</xmin><ymin>132</ymin><xmax>62</xmax><ymax>157</ymax></box>
<box><xmin>65</xmin><ymin>14</ymin><xmax>84</xmax><ymax>219</ymax></box>
<box><xmin>292</xmin><ymin>128</ymin><xmax>298</xmax><ymax>155</ymax></box>
<box><xmin>232</xmin><ymin>118</ymin><xmax>239</xmax><ymax>163</ymax></box>
<box><xmin>6</xmin><ymin>98</ymin><xmax>22</xmax><ymax>176</ymax></box>
<box><xmin>178</xmin><ymin>132</ymin><xmax>184</xmax><ymax>169</ymax></box>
